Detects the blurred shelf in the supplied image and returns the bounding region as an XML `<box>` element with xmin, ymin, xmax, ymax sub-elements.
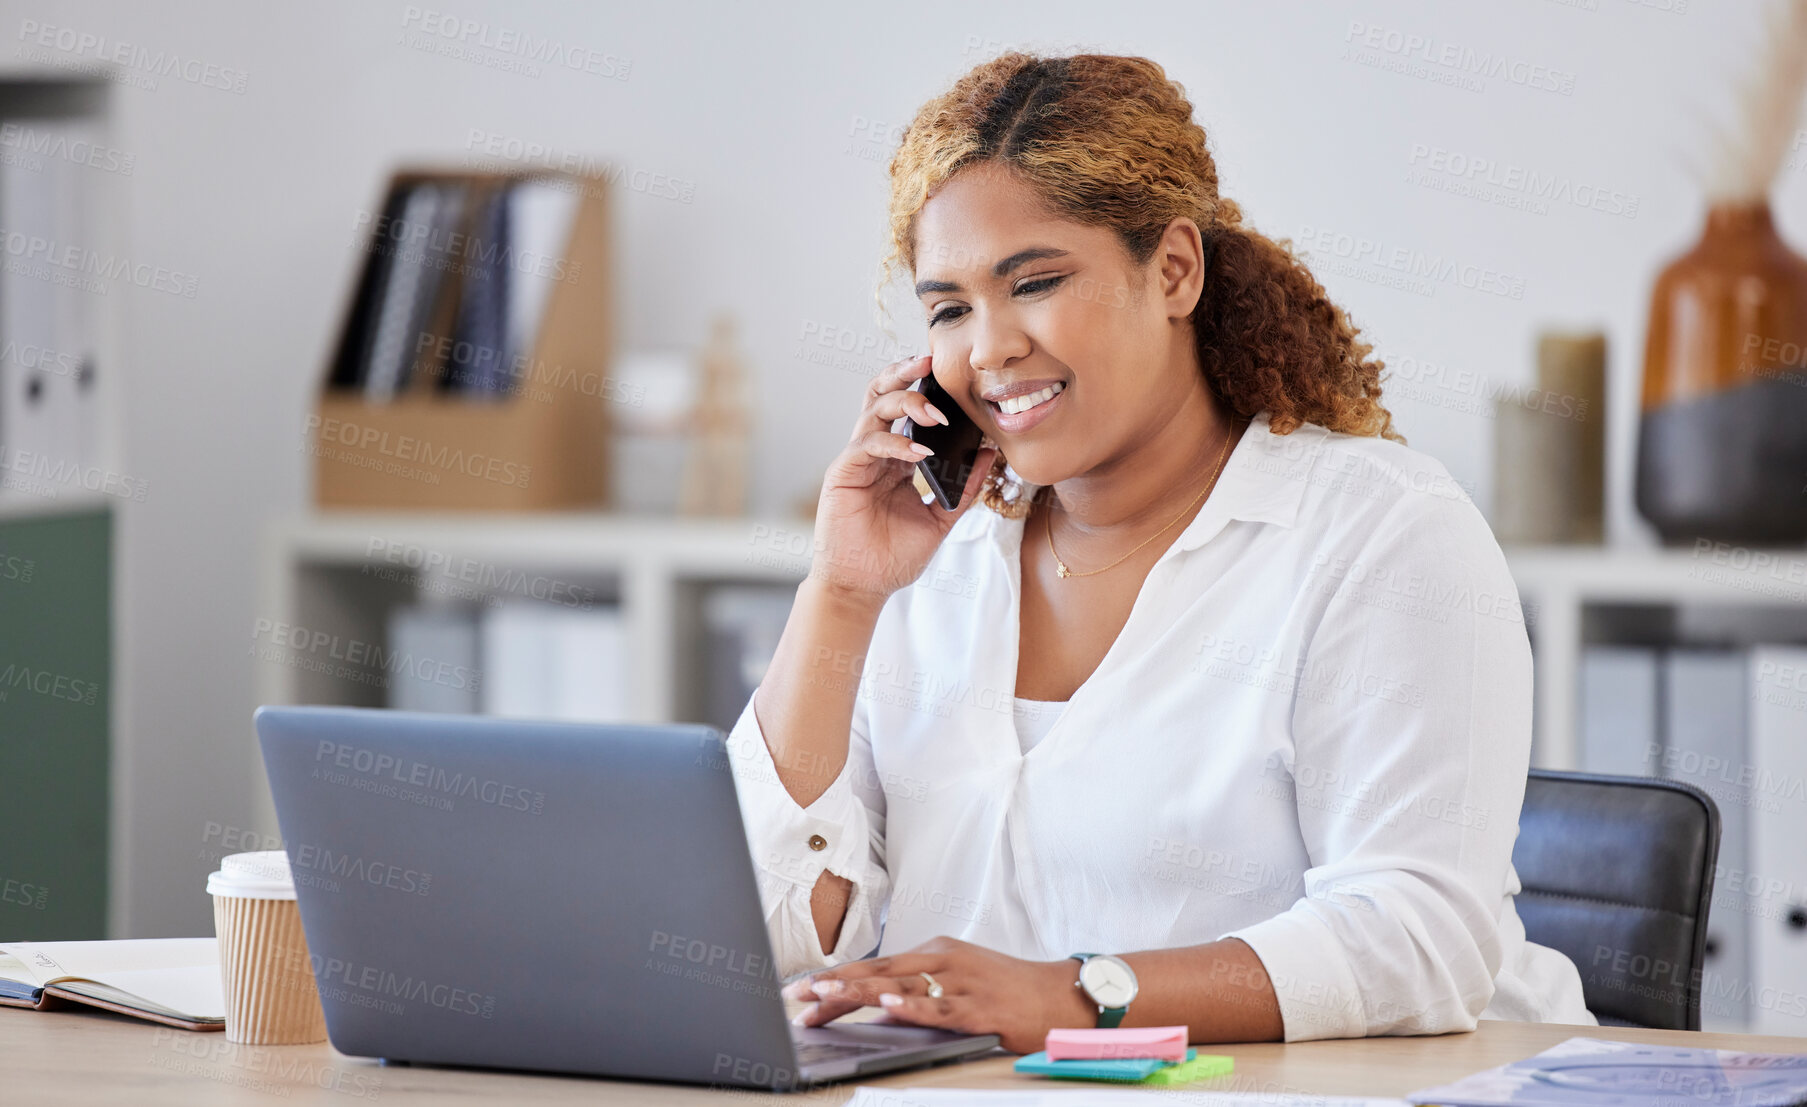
<box><xmin>267</xmin><ymin>510</ymin><xmax>816</xmax><ymax>578</ymax></box>
<box><xmin>1503</xmin><ymin>543</ymin><xmax>1807</xmax><ymax>772</ymax></box>
<box><xmin>259</xmin><ymin>512</ymin><xmax>814</xmax><ymax>714</ymax></box>
<box><xmin>1505</xmin><ymin>543</ymin><xmax>1807</xmax><ymax>605</ymax></box>
<box><xmin>256</xmin><ymin>519</ymin><xmax>1807</xmax><ymax>800</ymax></box>
<box><xmin>252</xmin><ymin>511</ymin><xmax>815</xmax><ymax>834</ymax></box>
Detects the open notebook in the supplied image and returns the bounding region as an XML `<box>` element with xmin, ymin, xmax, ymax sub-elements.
<box><xmin>0</xmin><ymin>939</ymin><xmax>225</xmax><ymax>1031</ymax></box>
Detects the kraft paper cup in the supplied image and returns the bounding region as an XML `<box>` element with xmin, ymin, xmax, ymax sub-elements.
<box><xmin>207</xmin><ymin>850</ymin><xmax>328</xmax><ymax>1044</ymax></box>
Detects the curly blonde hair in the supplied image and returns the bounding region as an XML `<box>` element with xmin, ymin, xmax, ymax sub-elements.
<box><xmin>884</xmin><ymin>53</ymin><xmax>1401</xmax><ymax>514</ymax></box>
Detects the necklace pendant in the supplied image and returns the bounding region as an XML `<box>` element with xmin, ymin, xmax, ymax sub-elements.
<box><xmin>1056</xmin><ymin>562</ymin><xmax>1071</xmax><ymax>579</ymax></box>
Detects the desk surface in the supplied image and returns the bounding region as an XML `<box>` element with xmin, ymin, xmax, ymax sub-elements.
<box><xmin>7</xmin><ymin>1009</ymin><xmax>1803</xmax><ymax>1105</ymax></box>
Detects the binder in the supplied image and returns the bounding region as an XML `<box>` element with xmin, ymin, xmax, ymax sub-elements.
<box><xmin>502</xmin><ymin>179</ymin><xmax>579</xmax><ymax>376</ymax></box>
<box><xmin>43</xmin><ymin>118</ymin><xmax>99</xmax><ymax>479</ymax></box>
<box><xmin>385</xmin><ymin>604</ymin><xmax>480</xmax><ymax>715</ymax></box>
<box><xmin>701</xmin><ymin>585</ymin><xmax>795</xmax><ymax>731</ymax></box>
<box><xmin>440</xmin><ymin>184</ymin><xmax>510</xmax><ymax>395</ymax></box>
<box><xmin>1661</xmin><ymin>649</ymin><xmax>1752</xmax><ymax>1030</ymax></box>
<box><xmin>479</xmin><ymin>602</ymin><xmax>626</xmax><ymax>722</ymax></box>
<box><xmin>1747</xmin><ymin>645</ymin><xmax>1807</xmax><ymax>1036</ymax></box>
<box><xmin>1578</xmin><ymin>647</ymin><xmax>1660</xmax><ymax>777</ymax></box>
<box><xmin>362</xmin><ymin>182</ymin><xmax>468</xmax><ymax>401</ymax></box>
<box><xmin>328</xmin><ymin>183</ymin><xmax>414</xmax><ymax>391</ymax></box>
<box><xmin>0</xmin><ymin>118</ymin><xmax>62</xmax><ymax>488</ymax></box>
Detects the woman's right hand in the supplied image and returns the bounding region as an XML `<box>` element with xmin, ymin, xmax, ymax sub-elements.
<box><xmin>809</xmin><ymin>355</ymin><xmax>998</xmax><ymax>605</ymax></box>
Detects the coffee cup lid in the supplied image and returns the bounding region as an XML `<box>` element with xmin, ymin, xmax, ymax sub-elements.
<box><xmin>207</xmin><ymin>850</ymin><xmax>297</xmax><ymax>900</ymax></box>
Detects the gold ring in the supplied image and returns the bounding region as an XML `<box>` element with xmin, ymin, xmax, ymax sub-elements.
<box><xmin>918</xmin><ymin>971</ymin><xmax>944</xmax><ymax>999</ymax></box>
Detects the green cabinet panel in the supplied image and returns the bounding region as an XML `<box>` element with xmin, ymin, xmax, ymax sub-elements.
<box><xmin>0</xmin><ymin>507</ymin><xmax>110</xmax><ymax>940</ymax></box>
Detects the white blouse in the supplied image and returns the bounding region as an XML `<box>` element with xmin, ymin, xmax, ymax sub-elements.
<box><xmin>1010</xmin><ymin>698</ymin><xmax>1066</xmax><ymax>756</ymax></box>
<box><xmin>724</xmin><ymin>409</ymin><xmax>1594</xmax><ymax>1041</ymax></box>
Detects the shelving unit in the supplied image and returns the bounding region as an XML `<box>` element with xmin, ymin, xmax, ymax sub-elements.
<box><xmin>250</xmin><ymin>512</ymin><xmax>813</xmax><ymax>831</ymax></box>
<box><xmin>257</xmin><ymin>512</ymin><xmax>809</xmax><ymax>712</ymax></box>
<box><xmin>257</xmin><ymin>515</ymin><xmax>1807</xmax><ymax>776</ymax></box>
<box><xmin>1506</xmin><ymin>545</ymin><xmax>1807</xmax><ymax>1036</ymax></box>
<box><xmin>1505</xmin><ymin>544</ymin><xmax>1807</xmax><ymax>770</ymax></box>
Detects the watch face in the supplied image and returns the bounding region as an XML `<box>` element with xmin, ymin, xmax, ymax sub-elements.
<box><xmin>1079</xmin><ymin>955</ymin><xmax>1138</xmax><ymax>1008</ymax></box>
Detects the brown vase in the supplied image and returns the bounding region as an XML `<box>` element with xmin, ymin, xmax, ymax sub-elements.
<box><xmin>1636</xmin><ymin>202</ymin><xmax>1807</xmax><ymax>545</ymax></box>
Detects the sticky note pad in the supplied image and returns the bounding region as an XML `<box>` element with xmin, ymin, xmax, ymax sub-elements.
<box><xmin>1142</xmin><ymin>1052</ymin><xmax>1234</xmax><ymax>1085</ymax></box>
<box><xmin>1045</xmin><ymin>1025</ymin><xmax>1189</xmax><ymax>1062</ymax></box>
<box><xmin>1014</xmin><ymin>1049</ymin><xmax>1196</xmax><ymax>1082</ymax></box>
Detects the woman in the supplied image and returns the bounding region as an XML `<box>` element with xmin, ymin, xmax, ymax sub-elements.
<box><xmin>725</xmin><ymin>52</ymin><xmax>1593</xmax><ymax>1053</ymax></box>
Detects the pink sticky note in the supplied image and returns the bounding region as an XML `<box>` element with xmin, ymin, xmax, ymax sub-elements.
<box><xmin>1044</xmin><ymin>1026</ymin><xmax>1190</xmax><ymax>1062</ymax></box>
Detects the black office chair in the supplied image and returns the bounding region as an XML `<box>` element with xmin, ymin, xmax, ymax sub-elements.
<box><xmin>1511</xmin><ymin>769</ymin><xmax>1721</xmax><ymax>1030</ymax></box>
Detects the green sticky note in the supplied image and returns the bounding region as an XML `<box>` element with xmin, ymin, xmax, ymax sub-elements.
<box><xmin>1141</xmin><ymin>1052</ymin><xmax>1234</xmax><ymax>1085</ymax></box>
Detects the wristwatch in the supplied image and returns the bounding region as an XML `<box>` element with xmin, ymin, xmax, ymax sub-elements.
<box><xmin>1068</xmin><ymin>953</ymin><xmax>1137</xmax><ymax>1028</ymax></box>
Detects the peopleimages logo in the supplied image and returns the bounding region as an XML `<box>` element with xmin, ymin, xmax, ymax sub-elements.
<box><xmin>461</xmin><ymin>129</ymin><xmax>693</xmax><ymax>204</ymax></box>
<box><xmin>251</xmin><ymin>618</ymin><xmax>481</xmax><ymax>693</ymax></box>
<box><xmin>398</xmin><ymin>6</ymin><xmax>631</xmax><ymax>80</ymax></box>
<box><xmin>0</xmin><ymin>225</ymin><xmax>200</xmax><ymax>297</ymax></box>
<box><xmin>290</xmin><ymin>842</ymin><xmax>432</xmax><ymax>896</ymax></box>
<box><xmin>311</xmin><ymin>953</ymin><xmax>496</xmax><ymax>1018</ymax></box>
<box><xmin>0</xmin><ymin>338</ymin><xmax>85</xmax><ymax>378</ymax></box>
<box><xmin>1342</xmin><ymin>21</ymin><xmax>1577</xmax><ymax>96</ymax></box>
<box><xmin>0</xmin><ymin>553</ymin><xmax>35</xmax><ymax>584</ymax></box>
<box><xmin>0</xmin><ymin>662</ymin><xmax>100</xmax><ymax>706</ymax></box>
<box><xmin>304</xmin><ymin>413</ymin><xmax>532</xmax><ymax>488</ymax></box>
<box><xmin>0</xmin><ymin>122</ymin><xmax>135</xmax><ymax>175</ymax></box>
<box><xmin>0</xmin><ymin>447</ymin><xmax>150</xmax><ymax>503</ymax></box>
<box><xmin>1295</xmin><ymin>223</ymin><xmax>1526</xmax><ymax>300</ymax></box>
<box><xmin>362</xmin><ymin>536</ymin><xmax>597</xmax><ymax>609</ymax></box>
<box><xmin>1</xmin><ymin>877</ymin><xmax>49</xmax><ymax>910</ymax></box>
<box><xmin>1406</xmin><ymin>142</ymin><xmax>1638</xmax><ymax>219</ymax></box>
<box><xmin>15</xmin><ymin>19</ymin><xmax>249</xmax><ymax>94</ymax></box>
<box><xmin>648</xmin><ymin>930</ymin><xmax>777</xmax><ymax>981</ymax></box>
<box><xmin>312</xmin><ymin>739</ymin><xmax>547</xmax><ymax>815</ymax></box>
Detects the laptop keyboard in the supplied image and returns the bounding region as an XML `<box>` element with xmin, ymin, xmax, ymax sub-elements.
<box><xmin>793</xmin><ymin>1040</ymin><xmax>893</xmax><ymax>1067</ymax></box>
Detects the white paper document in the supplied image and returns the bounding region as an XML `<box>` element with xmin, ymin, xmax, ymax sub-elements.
<box><xmin>845</xmin><ymin>1090</ymin><xmax>1409</xmax><ymax>1107</ymax></box>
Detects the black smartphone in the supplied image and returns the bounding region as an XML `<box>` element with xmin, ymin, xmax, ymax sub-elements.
<box><xmin>905</xmin><ymin>369</ymin><xmax>985</xmax><ymax>511</ymax></box>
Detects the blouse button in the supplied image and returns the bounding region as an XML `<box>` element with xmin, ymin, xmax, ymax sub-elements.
<box><xmin>807</xmin><ymin>834</ymin><xmax>828</xmax><ymax>852</ymax></box>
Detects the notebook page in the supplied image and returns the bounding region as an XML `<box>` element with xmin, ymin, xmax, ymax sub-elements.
<box><xmin>52</xmin><ymin>970</ymin><xmax>225</xmax><ymax>1020</ymax></box>
<box><xmin>0</xmin><ymin>939</ymin><xmax>223</xmax><ymax>1017</ymax></box>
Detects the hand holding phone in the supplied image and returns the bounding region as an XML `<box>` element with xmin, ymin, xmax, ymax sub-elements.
<box><xmin>903</xmin><ymin>369</ymin><xmax>986</xmax><ymax>511</ymax></box>
<box><xmin>807</xmin><ymin>355</ymin><xmax>994</xmax><ymax>603</ymax></box>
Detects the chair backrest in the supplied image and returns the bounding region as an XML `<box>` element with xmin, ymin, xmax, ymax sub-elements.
<box><xmin>1511</xmin><ymin>769</ymin><xmax>1720</xmax><ymax>1030</ymax></box>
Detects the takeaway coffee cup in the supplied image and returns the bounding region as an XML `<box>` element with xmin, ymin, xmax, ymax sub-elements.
<box><xmin>207</xmin><ymin>850</ymin><xmax>327</xmax><ymax>1044</ymax></box>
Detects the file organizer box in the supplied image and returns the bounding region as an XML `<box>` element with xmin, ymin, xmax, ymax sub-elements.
<box><xmin>310</xmin><ymin>168</ymin><xmax>614</xmax><ymax>510</ymax></box>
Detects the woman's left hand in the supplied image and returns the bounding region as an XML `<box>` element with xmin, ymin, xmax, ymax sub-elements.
<box><xmin>782</xmin><ymin>937</ymin><xmax>1094</xmax><ymax>1055</ymax></box>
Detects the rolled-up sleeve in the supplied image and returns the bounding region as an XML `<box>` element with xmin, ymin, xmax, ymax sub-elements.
<box><xmin>1224</xmin><ymin>488</ymin><xmax>1533</xmax><ymax>1041</ymax></box>
<box><xmin>723</xmin><ymin>686</ymin><xmax>891</xmax><ymax>977</ymax></box>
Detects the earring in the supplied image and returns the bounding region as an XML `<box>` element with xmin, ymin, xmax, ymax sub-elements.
<box><xmin>980</xmin><ymin>453</ymin><xmax>1032</xmax><ymax>518</ymax></box>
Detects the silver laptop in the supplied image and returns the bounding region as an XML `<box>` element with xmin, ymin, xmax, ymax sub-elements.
<box><xmin>254</xmin><ymin>705</ymin><xmax>998</xmax><ymax>1090</ymax></box>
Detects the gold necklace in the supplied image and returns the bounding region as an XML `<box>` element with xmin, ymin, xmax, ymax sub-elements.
<box><xmin>1045</xmin><ymin>417</ymin><xmax>1241</xmax><ymax>579</ymax></box>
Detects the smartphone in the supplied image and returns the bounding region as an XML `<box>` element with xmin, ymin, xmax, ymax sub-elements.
<box><xmin>905</xmin><ymin>369</ymin><xmax>985</xmax><ymax>511</ymax></box>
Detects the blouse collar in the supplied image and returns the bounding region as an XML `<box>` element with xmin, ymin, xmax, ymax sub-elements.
<box><xmin>946</xmin><ymin>409</ymin><xmax>1329</xmax><ymax>559</ymax></box>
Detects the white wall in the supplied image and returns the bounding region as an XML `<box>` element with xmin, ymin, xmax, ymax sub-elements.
<box><xmin>3</xmin><ymin>0</ymin><xmax>1797</xmax><ymax>936</ymax></box>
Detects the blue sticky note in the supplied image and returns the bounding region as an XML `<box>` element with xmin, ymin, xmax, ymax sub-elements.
<box><xmin>1014</xmin><ymin>1048</ymin><xmax>1198</xmax><ymax>1082</ymax></box>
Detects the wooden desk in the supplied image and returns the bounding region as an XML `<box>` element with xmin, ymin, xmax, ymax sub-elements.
<box><xmin>6</xmin><ymin>1009</ymin><xmax>1803</xmax><ymax>1105</ymax></box>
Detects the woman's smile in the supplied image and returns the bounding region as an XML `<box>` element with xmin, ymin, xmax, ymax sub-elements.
<box><xmin>984</xmin><ymin>380</ymin><xmax>1067</xmax><ymax>433</ymax></box>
